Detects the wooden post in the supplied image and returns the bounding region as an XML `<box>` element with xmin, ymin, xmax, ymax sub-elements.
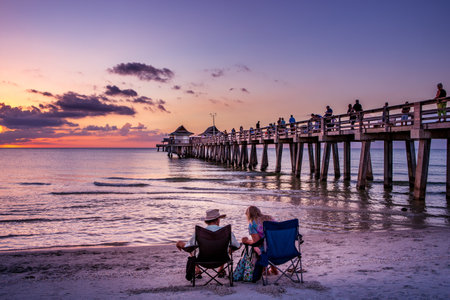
<box><xmin>343</xmin><ymin>141</ymin><xmax>351</xmax><ymax>180</ymax></box>
<box><xmin>295</xmin><ymin>142</ymin><xmax>304</xmax><ymax>178</ymax></box>
<box><xmin>405</xmin><ymin>140</ymin><xmax>416</xmax><ymax>188</ymax></box>
<box><xmin>447</xmin><ymin>139</ymin><xmax>450</xmax><ymax>200</ymax></box>
<box><xmin>275</xmin><ymin>142</ymin><xmax>283</xmax><ymax>173</ymax></box>
<box><xmin>243</xmin><ymin>143</ymin><xmax>249</xmax><ymax>168</ymax></box>
<box><xmin>314</xmin><ymin>142</ymin><xmax>321</xmax><ymax>179</ymax></box>
<box><xmin>357</xmin><ymin>141</ymin><xmax>371</xmax><ymax>190</ymax></box>
<box><xmin>249</xmin><ymin>144</ymin><xmax>257</xmax><ymax>170</ymax></box>
<box><xmin>384</xmin><ymin>139</ymin><xmax>393</xmax><ymax>189</ymax></box>
<box><xmin>413</xmin><ymin>139</ymin><xmax>431</xmax><ymax>200</ymax></box>
<box><xmin>261</xmin><ymin>143</ymin><xmax>269</xmax><ymax>171</ymax></box>
<box><xmin>320</xmin><ymin>142</ymin><xmax>331</xmax><ymax>181</ymax></box>
<box><xmin>332</xmin><ymin>143</ymin><xmax>341</xmax><ymax>179</ymax></box>
<box><xmin>308</xmin><ymin>143</ymin><xmax>315</xmax><ymax>174</ymax></box>
<box><xmin>289</xmin><ymin>143</ymin><xmax>297</xmax><ymax>173</ymax></box>
<box><xmin>366</xmin><ymin>151</ymin><xmax>374</xmax><ymax>181</ymax></box>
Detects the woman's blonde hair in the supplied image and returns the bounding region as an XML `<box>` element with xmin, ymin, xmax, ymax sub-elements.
<box><xmin>245</xmin><ymin>206</ymin><xmax>272</xmax><ymax>223</ymax></box>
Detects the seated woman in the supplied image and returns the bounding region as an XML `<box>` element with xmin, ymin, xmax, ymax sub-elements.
<box><xmin>241</xmin><ymin>206</ymin><xmax>278</xmax><ymax>274</ymax></box>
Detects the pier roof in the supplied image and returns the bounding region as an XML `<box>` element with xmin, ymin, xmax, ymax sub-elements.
<box><xmin>169</xmin><ymin>125</ymin><xmax>194</xmax><ymax>136</ymax></box>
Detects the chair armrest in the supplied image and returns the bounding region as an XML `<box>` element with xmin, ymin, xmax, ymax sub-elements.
<box><xmin>182</xmin><ymin>245</ymin><xmax>198</xmax><ymax>253</ymax></box>
<box><xmin>230</xmin><ymin>243</ymin><xmax>242</xmax><ymax>252</ymax></box>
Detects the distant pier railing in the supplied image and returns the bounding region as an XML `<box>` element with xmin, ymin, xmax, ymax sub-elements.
<box><xmin>158</xmin><ymin>97</ymin><xmax>450</xmax><ymax>201</ymax></box>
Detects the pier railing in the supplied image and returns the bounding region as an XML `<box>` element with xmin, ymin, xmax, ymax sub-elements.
<box><xmin>194</xmin><ymin>97</ymin><xmax>448</xmax><ymax>145</ymax></box>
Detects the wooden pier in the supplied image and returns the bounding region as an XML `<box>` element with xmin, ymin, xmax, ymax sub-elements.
<box><xmin>159</xmin><ymin>98</ymin><xmax>450</xmax><ymax>201</ymax></box>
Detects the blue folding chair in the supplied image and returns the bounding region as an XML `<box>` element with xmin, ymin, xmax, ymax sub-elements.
<box><xmin>262</xmin><ymin>219</ymin><xmax>304</xmax><ymax>285</ymax></box>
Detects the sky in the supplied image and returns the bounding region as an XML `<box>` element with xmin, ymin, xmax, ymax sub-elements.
<box><xmin>0</xmin><ymin>0</ymin><xmax>449</xmax><ymax>147</ymax></box>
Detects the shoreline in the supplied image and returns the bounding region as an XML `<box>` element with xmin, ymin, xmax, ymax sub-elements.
<box><xmin>1</xmin><ymin>227</ymin><xmax>449</xmax><ymax>299</ymax></box>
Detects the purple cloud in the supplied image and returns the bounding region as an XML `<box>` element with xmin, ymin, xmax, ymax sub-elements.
<box><xmin>0</xmin><ymin>103</ymin><xmax>76</xmax><ymax>129</ymax></box>
<box><xmin>128</xmin><ymin>96</ymin><xmax>169</xmax><ymax>113</ymax></box>
<box><xmin>108</xmin><ymin>62</ymin><xmax>174</xmax><ymax>82</ymax></box>
<box><xmin>104</xmin><ymin>85</ymin><xmax>138</xmax><ymax>97</ymax></box>
<box><xmin>83</xmin><ymin>124</ymin><xmax>118</xmax><ymax>131</ymax></box>
<box><xmin>172</xmin><ymin>85</ymin><xmax>181</xmax><ymax>90</ymax></box>
<box><xmin>27</xmin><ymin>89</ymin><xmax>54</xmax><ymax>97</ymax></box>
<box><xmin>241</xmin><ymin>88</ymin><xmax>249</xmax><ymax>93</ymax></box>
<box><xmin>56</xmin><ymin>92</ymin><xmax>135</xmax><ymax>116</ymax></box>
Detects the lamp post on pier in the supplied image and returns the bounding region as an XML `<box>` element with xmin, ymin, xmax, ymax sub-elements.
<box><xmin>210</xmin><ymin>112</ymin><xmax>217</xmax><ymax>136</ymax></box>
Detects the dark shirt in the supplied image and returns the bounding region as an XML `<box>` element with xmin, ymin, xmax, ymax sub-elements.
<box><xmin>353</xmin><ymin>103</ymin><xmax>363</xmax><ymax>112</ymax></box>
<box><xmin>438</xmin><ymin>89</ymin><xmax>447</xmax><ymax>98</ymax></box>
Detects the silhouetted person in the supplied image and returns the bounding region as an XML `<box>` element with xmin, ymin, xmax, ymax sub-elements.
<box><xmin>347</xmin><ymin>104</ymin><xmax>356</xmax><ymax>129</ymax></box>
<box><xmin>435</xmin><ymin>83</ymin><xmax>447</xmax><ymax>122</ymax></box>
<box><xmin>353</xmin><ymin>99</ymin><xmax>363</xmax><ymax>126</ymax></box>
<box><xmin>382</xmin><ymin>102</ymin><xmax>389</xmax><ymax>126</ymax></box>
<box><xmin>401</xmin><ymin>102</ymin><xmax>410</xmax><ymax>126</ymax></box>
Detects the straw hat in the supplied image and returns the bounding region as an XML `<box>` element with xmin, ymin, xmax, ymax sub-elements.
<box><xmin>203</xmin><ymin>209</ymin><xmax>226</xmax><ymax>221</ymax></box>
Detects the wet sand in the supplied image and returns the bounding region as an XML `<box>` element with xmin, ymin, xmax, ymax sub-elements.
<box><xmin>1</xmin><ymin>227</ymin><xmax>449</xmax><ymax>299</ymax></box>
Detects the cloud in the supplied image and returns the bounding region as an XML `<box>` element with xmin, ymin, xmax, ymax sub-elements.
<box><xmin>128</xmin><ymin>96</ymin><xmax>170</xmax><ymax>113</ymax></box>
<box><xmin>108</xmin><ymin>62</ymin><xmax>174</xmax><ymax>82</ymax></box>
<box><xmin>104</xmin><ymin>85</ymin><xmax>138</xmax><ymax>97</ymax></box>
<box><xmin>235</xmin><ymin>64</ymin><xmax>251</xmax><ymax>72</ymax></box>
<box><xmin>56</xmin><ymin>92</ymin><xmax>135</xmax><ymax>116</ymax></box>
<box><xmin>229</xmin><ymin>88</ymin><xmax>250</xmax><ymax>94</ymax></box>
<box><xmin>83</xmin><ymin>124</ymin><xmax>118</xmax><ymax>131</ymax></box>
<box><xmin>185</xmin><ymin>90</ymin><xmax>195</xmax><ymax>95</ymax></box>
<box><xmin>210</xmin><ymin>69</ymin><xmax>225</xmax><ymax>78</ymax></box>
<box><xmin>27</xmin><ymin>89</ymin><xmax>54</xmax><ymax>97</ymax></box>
<box><xmin>0</xmin><ymin>103</ymin><xmax>76</xmax><ymax>129</ymax></box>
<box><xmin>1</xmin><ymin>80</ymin><xmax>19</xmax><ymax>87</ymax></box>
<box><xmin>172</xmin><ymin>85</ymin><xmax>181</xmax><ymax>90</ymax></box>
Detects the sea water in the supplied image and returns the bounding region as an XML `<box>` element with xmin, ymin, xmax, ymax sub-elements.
<box><xmin>0</xmin><ymin>146</ymin><xmax>448</xmax><ymax>251</ymax></box>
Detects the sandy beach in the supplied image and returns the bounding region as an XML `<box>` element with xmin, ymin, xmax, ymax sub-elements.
<box><xmin>1</xmin><ymin>227</ymin><xmax>449</xmax><ymax>299</ymax></box>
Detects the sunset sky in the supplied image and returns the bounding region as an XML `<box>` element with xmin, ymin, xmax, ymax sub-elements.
<box><xmin>1</xmin><ymin>0</ymin><xmax>449</xmax><ymax>147</ymax></box>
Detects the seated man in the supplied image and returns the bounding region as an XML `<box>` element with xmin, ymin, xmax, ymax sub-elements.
<box><xmin>176</xmin><ymin>209</ymin><xmax>240</xmax><ymax>277</ymax></box>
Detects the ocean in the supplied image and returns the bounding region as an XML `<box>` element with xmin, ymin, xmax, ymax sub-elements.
<box><xmin>0</xmin><ymin>146</ymin><xmax>448</xmax><ymax>251</ymax></box>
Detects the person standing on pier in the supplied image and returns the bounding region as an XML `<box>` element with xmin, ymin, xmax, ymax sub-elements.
<box><xmin>435</xmin><ymin>83</ymin><xmax>447</xmax><ymax>122</ymax></box>
<box><xmin>382</xmin><ymin>102</ymin><xmax>389</xmax><ymax>126</ymax></box>
<box><xmin>289</xmin><ymin>115</ymin><xmax>296</xmax><ymax>134</ymax></box>
<box><xmin>324</xmin><ymin>106</ymin><xmax>333</xmax><ymax>128</ymax></box>
<box><xmin>401</xmin><ymin>102</ymin><xmax>410</xmax><ymax>126</ymax></box>
<box><xmin>353</xmin><ymin>99</ymin><xmax>363</xmax><ymax>126</ymax></box>
<box><xmin>348</xmin><ymin>104</ymin><xmax>356</xmax><ymax>129</ymax></box>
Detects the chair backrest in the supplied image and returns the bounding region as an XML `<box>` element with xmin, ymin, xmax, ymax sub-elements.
<box><xmin>263</xmin><ymin>219</ymin><xmax>300</xmax><ymax>265</ymax></box>
<box><xmin>195</xmin><ymin>225</ymin><xmax>231</xmax><ymax>263</ymax></box>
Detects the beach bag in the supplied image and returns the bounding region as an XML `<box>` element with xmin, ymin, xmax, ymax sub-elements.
<box><xmin>185</xmin><ymin>256</ymin><xmax>196</xmax><ymax>281</ymax></box>
<box><xmin>233</xmin><ymin>246</ymin><xmax>255</xmax><ymax>282</ymax></box>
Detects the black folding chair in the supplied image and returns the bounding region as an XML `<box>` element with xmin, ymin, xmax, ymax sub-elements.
<box><xmin>262</xmin><ymin>219</ymin><xmax>304</xmax><ymax>285</ymax></box>
<box><xmin>184</xmin><ymin>225</ymin><xmax>236</xmax><ymax>287</ymax></box>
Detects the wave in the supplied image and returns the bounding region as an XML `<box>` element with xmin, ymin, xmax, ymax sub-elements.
<box><xmin>94</xmin><ymin>181</ymin><xmax>149</xmax><ymax>187</ymax></box>
<box><xmin>19</xmin><ymin>182</ymin><xmax>51</xmax><ymax>186</ymax></box>
<box><xmin>0</xmin><ymin>217</ymin><xmax>101</xmax><ymax>224</ymax></box>
<box><xmin>0</xmin><ymin>233</ymin><xmax>36</xmax><ymax>239</ymax></box>
<box><xmin>51</xmin><ymin>191</ymin><xmax>134</xmax><ymax>195</ymax></box>
<box><xmin>106</xmin><ymin>176</ymin><xmax>229</xmax><ymax>182</ymax></box>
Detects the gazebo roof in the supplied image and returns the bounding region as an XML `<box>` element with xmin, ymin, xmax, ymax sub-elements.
<box><xmin>201</xmin><ymin>126</ymin><xmax>220</xmax><ymax>136</ymax></box>
<box><xmin>169</xmin><ymin>125</ymin><xmax>194</xmax><ymax>136</ymax></box>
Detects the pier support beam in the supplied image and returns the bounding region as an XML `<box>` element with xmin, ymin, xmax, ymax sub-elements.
<box><xmin>314</xmin><ymin>142</ymin><xmax>321</xmax><ymax>179</ymax></box>
<box><xmin>357</xmin><ymin>141</ymin><xmax>371</xmax><ymax>190</ymax></box>
<box><xmin>366</xmin><ymin>151</ymin><xmax>374</xmax><ymax>181</ymax></box>
<box><xmin>447</xmin><ymin>139</ymin><xmax>450</xmax><ymax>200</ymax></box>
<box><xmin>289</xmin><ymin>143</ymin><xmax>297</xmax><ymax>173</ymax></box>
<box><xmin>405</xmin><ymin>140</ymin><xmax>416</xmax><ymax>188</ymax></box>
<box><xmin>384</xmin><ymin>139</ymin><xmax>393</xmax><ymax>189</ymax></box>
<box><xmin>249</xmin><ymin>144</ymin><xmax>258</xmax><ymax>170</ymax></box>
<box><xmin>332</xmin><ymin>143</ymin><xmax>341</xmax><ymax>179</ymax></box>
<box><xmin>275</xmin><ymin>143</ymin><xmax>283</xmax><ymax>173</ymax></box>
<box><xmin>414</xmin><ymin>139</ymin><xmax>431</xmax><ymax>200</ymax></box>
<box><xmin>295</xmin><ymin>142</ymin><xmax>304</xmax><ymax>178</ymax></box>
<box><xmin>343</xmin><ymin>141</ymin><xmax>351</xmax><ymax>180</ymax></box>
<box><xmin>320</xmin><ymin>142</ymin><xmax>331</xmax><ymax>181</ymax></box>
<box><xmin>308</xmin><ymin>143</ymin><xmax>315</xmax><ymax>174</ymax></box>
<box><xmin>260</xmin><ymin>143</ymin><xmax>269</xmax><ymax>171</ymax></box>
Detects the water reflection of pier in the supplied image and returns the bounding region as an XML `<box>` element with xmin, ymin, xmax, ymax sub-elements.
<box><xmin>158</xmin><ymin>98</ymin><xmax>450</xmax><ymax>201</ymax></box>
